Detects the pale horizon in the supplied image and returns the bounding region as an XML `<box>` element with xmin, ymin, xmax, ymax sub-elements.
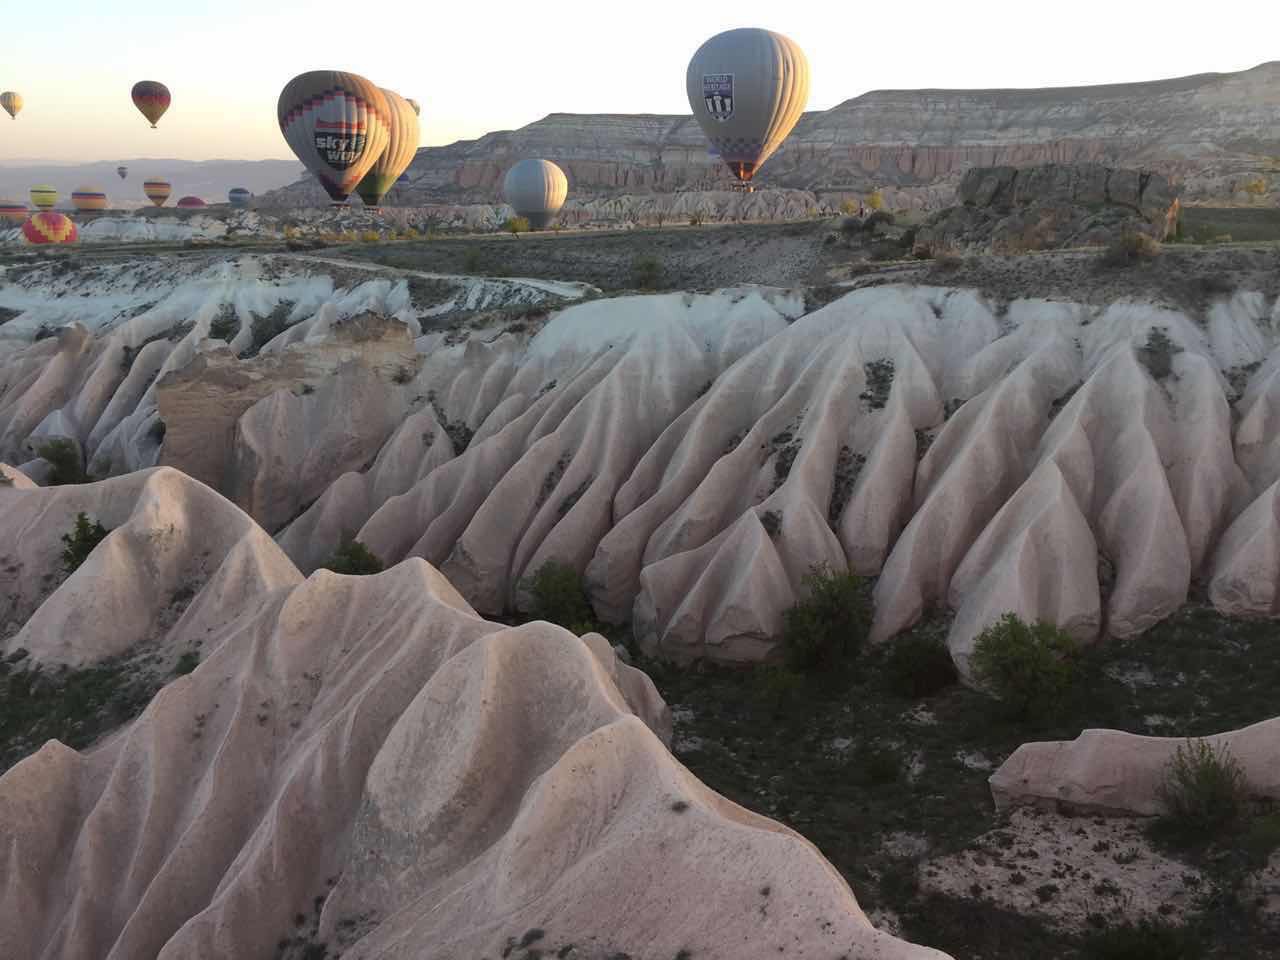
<box><xmin>2</xmin><ymin>0</ymin><xmax>1276</xmax><ymax>165</ymax></box>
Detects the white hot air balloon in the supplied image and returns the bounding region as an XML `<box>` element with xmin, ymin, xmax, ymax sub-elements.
<box><xmin>502</xmin><ymin>159</ymin><xmax>568</xmax><ymax>230</ymax></box>
<box><xmin>685</xmin><ymin>28</ymin><xmax>809</xmax><ymax>189</ymax></box>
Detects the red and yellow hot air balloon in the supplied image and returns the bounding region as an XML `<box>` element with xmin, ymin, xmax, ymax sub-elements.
<box><xmin>277</xmin><ymin>71</ymin><xmax>391</xmax><ymax>204</ymax></box>
<box><xmin>23</xmin><ymin>212</ymin><xmax>77</xmax><ymax>245</ymax></box>
<box><xmin>71</xmin><ymin>186</ymin><xmax>109</xmax><ymax>212</ymax></box>
<box><xmin>143</xmin><ymin>179</ymin><xmax>172</xmax><ymax>207</ymax></box>
<box><xmin>176</xmin><ymin>195</ymin><xmax>206</xmax><ymax>208</ymax></box>
<box><xmin>0</xmin><ymin>201</ymin><xmax>26</xmax><ymax>223</ymax></box>
<box><xmin>131</xmin><ymin>81</ymin><xmax>171</xmax><ymax>128</ymax></box>
<box><xmin>0</xmin><ymin>91</ymin><xmax>21</xmax><ymax>120</ymax></box>
<box><xmin>356</xmin><ymin>89</ymin><xmax>420</xmax><ymax>207</ymax></box>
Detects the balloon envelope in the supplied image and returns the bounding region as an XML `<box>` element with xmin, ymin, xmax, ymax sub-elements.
<box><xmin>71</xmin><ymin>187</ymin><xmax>109</xmax><ymax>211</ymax></box>
<box><xmin>143</xmin><ymin>179</ymin><xmax>172</xmax><ymax>207</ymax></box>
<box><xmin>356</xmin><ymin>89</ymin><xmax>420</xmax><ymax>207</ymax></box>
<box><xmin>277</xmin><ymin>71</ymin><xmax>391</xmax><ymax>204</ymax></box>
<box><xmin>117</xmin><ymin>165</ymin><xmax>128</xmax><ymax>180</ymax></box>
<box><xmin>23</xmin><ymin>212</ymin><xmax>77</xmax><ymax>245</ymax></box>
<box><xmin>228</xmin><ymin>187</ymin><xmax>252</xmax><ymax>207</ymax></box>
<box><xmin>685</xmin><ymin>28</ymin><xmax>809</xmax><ymax>183</ymax></box>
<box><xmin>502</xmin><ymin>159</ymin><xmax>568</xmax><ymax>229</ymax></box>
<box><xmin>0</xmin><ymin>201</ymin><xmax>27</xmax><ymax>223</ymax></box>
<box><xmin>29</xmin><ymin>185</ymin><xmax>57</xmax><ymax>210</ymax></box>
<box><xmin>176</xmin><ymin>196</ymin><xmax>206</xmax><ymax>208</ymax></box>
<box><xmin>406</xmin><ymin>98</ymin><xmax>420</xmax><ymax>116</ymax></box>
<box><xmin>131</xmin><ymin>81</ymin><xmax>171</xmax><ymax>128</ymax></box>
<box><xmin>0</xmin><ymin>92</ymin><xmax>21</xmax><ymax>120</ymax></box>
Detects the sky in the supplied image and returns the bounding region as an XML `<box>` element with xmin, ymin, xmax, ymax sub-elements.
<box><xmin>1</xmin><ymin>0</ymin><xmax>1276</xmax><ymax>164</ymax></box>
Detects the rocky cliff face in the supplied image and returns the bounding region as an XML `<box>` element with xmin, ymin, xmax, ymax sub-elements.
<box><xmin>263</xmin><ymin>62</ymin><xmax>1280</xmax><ymax>209</ymax></box>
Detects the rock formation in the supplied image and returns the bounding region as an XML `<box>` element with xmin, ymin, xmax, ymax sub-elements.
<box><xmin>0</xmin><ymin>470</ymin><xmax>949</xmax><ymax>960</ymax></box>
<box><xmin>262</xmin><ymin>62</ymin><xmax>1280</xmax><ymax>208</ymax></box>
<box><xmin>913</xmin><ymin>164</ymin><xmax>1182</xmax><ymax>255</ymax></box>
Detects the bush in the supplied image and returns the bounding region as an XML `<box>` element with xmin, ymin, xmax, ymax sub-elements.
<box><xmin>61</xmin><ymin>512</ymin><xmax>109</xmax><ymax>576</ymax></box>
<box><xmin>462</xmin><ymin>247</ymin><xmax>483</xmax><ymax>273</ymax></box>
<box><xmin>839</xmin><ymin>199</ymin><xmax>859</xmax><ymax>215</ymax></box>
<box><xmin>174</xmin><ymin>651</ymin><xmax>199</xmax><ymax>676</ymax></box>
<box><xmin>780</xmin><ymin>564</ymin><xmax>868</xmax><ymax>673</ymax></box>
<box><xmin>503</xmin><ymin>216</ymin><xmax>530</xmax><ymax>236</ymax></box>
<box><xmin>321</xmin><ymin>538</ymin><xmax>384</xmax><ymax>576</ymax></box>
<box><xmin>1242</xmin><ymin>176</ymin><xmax>1267</xmax><ymax>198</ymax></box>
<box><xmin>525</xmin><ymin>560</ymin><xmax>595</xmax><ymax>633</ymax></box>
<box><xmin>1099</xmin><ymin>229</ymin><xmax>1161</xmax><ymax>268</ymax></box>
<box><xmin>884</xmin><ymin>633</ymin><xmax>958</xmax><ymax>699</ymax></box>
<box><xmin>688</xmin><ymin>212</ymin><xmax>704</xmax><ymax>226</ymax></box>
<box><xmin>359</xmin><ymin>230</ymin><xmax>381</xmax><ymax>243</ymax></box>
<box><xmin>754</xmin><ymin>665</ymin><xmax>806</xmax><ymax>715</ymax></box>
<box><xmin>36</xmin><ymin>438</ymin><xmax>84</xmax><ymax>486</ymax></box>
<box><xmin>865</xmin><ymin>189</ymin><xmax>885</xmax><ymax>211</ymax></box>
<box><xmin>1156</xmin><ymin>739</ymin><xmax>1249</xmax><ymax>840</ymax></box>
<box><xmin>969</xmin><ymin>613</ymin><xmax>1083</xmax><ymax>722</ymax></box>
<box><xmin>631</xmin><ymin>255</ymin><xmax>662</xmax><ymax>290</ymax></box>
<box><xmin>1081</xmin><ymin>919</ymin><xmax>1201</xmax><ymax>960</ymax></box>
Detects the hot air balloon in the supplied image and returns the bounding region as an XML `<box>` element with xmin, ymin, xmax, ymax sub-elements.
<box><xmin>143</xmin><ymin>179</ymin><xmax>172</xmax><ymax>207</ymax></box>
<box><xmin>117</xmin><ymin>165</ymin><xmax>128</xmax><ymax>180</ymax></box>
<box><xmin>228</xmin><ymin>187</ymin><xmax>252</xmax><ymax>208</ymax></box>
<box><xmin>277</xmin><ymin>71</ymin><xmax>391</xmax><ymax>204</ymax></box>
<box><xmin>0</xmin><ymin>201</ymin><xmax>27</xmax><ymax>223</ymax></box>
<box><xmin>23</xmin><ymin>212</ymin><xmax>77</xmax><ymax>245</ymax></box>
<box><xmin>503</xmin><ymin>159</ymin><xmax>568</xmax><ymax>230</ymax></box>
<box><xmin>131</xmin><ymin>81</ymin><xmax>171</xmax><ymax>128</ymax></box>
<box><xmin>355</xmin><ymin>89</ymin><xmax>420</xmax><ymax>207</ymax></box>
<box><xmin>30</xmin><ymin>185</ymin><xmax>57</xmax><ymax>210</ymax></box>
<box><xmin>0</xmin><ymin>92</ymin><xmax>21</xmax><ymax>120</ymax></box>
<box><xmin>685</xmin><ymin>28</ymin><xmax>809</xmax><ymax>187</ymax></box>
<box><xmin>406</xmin><ymin>97</ymin><xmax>421</xmax><ymax>116</ymax></box>
<box><xmin>176</xmin><ymin>196</ymin><xmax>206</xmax><ymax>208</ymax></box>
<box><xmin>71</xmin><ymin>187</ymin><xmax>109</xmax><ymax>212</ymax></box>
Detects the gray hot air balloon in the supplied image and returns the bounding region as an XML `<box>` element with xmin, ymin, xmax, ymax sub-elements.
<box><xmin>502</xmin><ymin>159</ymin><xmax>568</xmax><ymax>230</ymax></box>
<box><xmin>685</xmin><ymin>28</ymin><xmax>809</xmax><ymax>186</ymax></box>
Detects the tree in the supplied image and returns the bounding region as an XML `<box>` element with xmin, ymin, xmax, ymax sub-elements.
<box><xmin>866</xmin><ymin>190</ymin><xmax>885</xmax><ymax>211</ymax></box>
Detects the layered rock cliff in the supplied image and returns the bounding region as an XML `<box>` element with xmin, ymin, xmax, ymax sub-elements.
<box><xmin>263</xmin><ymin>62</ymin><xmax>1280</xmax><ymax>209</ymax></box>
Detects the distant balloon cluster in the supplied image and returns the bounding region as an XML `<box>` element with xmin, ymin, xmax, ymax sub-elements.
<box><xmin>5</xmin><ymin>28</ymin><xmax>810</xmax><ymax>245</ymax></box>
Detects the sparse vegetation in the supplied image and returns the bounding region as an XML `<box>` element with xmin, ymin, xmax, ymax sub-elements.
<box><xmin>780</xmin><ymin>563</ymin><xmax>868</xmax><ymax>674</ymax></box>
<box><xmin>209</xmin><ymin>305</ymin><xmax>239</xmax><ymax>342</ymax></box>
<box><xmin>1080</xmin><ymin>919</ymin><xmax>1202</xmax><ymax>960</ymax></box>
<box><xmin>60</xmin><ymin>511</ymin><xmax>110</xmax><ymax>576</ymax></box>
<box><xmin>1241</xmin><ymin>176</ymin><xmax>1267</xmax><ymax>198</ymax></box>
<box><xmin>630</xmin><ymin>254</ymin><xmax>663</xmax><ymax>290</ymax></box>
<box><xmin>1155</xmin><ymin>739</ymin><xmax>1249</xmax><ymax>842</ymax></box>
<box><xmin>36</xmin><ymin>438</ymin><xmax>84</xmax><ymax>485</ymax></box>
<box><xmin>1137</xmin><ymin>326</ymin><xmax>1182</xmax><ymax>380</ymax></box>
<box><xmin>359</xmin><ymin>230</ymin><xmax>381</xmax><ymax>243</ymax></box>
<box><xmin>320</xmin><ymin>538</ymin><xmax>384</xmax><ymax>576</ymax></box>
<box><xmin>174</xmin><ymin>651</ymin><xmax>200</xmax><ymax>676</ymax></box>
<box><xmin>524</xmin><ymin>560</ymin><xmax>596</xmax><ymax>634</ymax></box>
<box><xmin>241</xmin><ymin>300</ymin><xmax>296</xmax><ymax>358</ymax></box>
<box><xmin>860</xmin><ymin>359</ymin><xmax>896</xmax><ymax>410</ymax></box>
<box><xmin>969</xmin><ymin>613</ymin><xmax>1084</xmax><ymax>723</ymax></box>
<box><xmin>1099</xmin><ymin>229</ymin><xmax>1161</xmax><ymax>268</ymax></box>
<box><xmin>503</xmin><ymin>216</ymin><xmax>530</xmax><ymax>236</ymax></box>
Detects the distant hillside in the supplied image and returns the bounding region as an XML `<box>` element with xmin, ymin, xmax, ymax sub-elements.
<box><xmin>0</xmin><ymin>159</ymin><xmax>304</xmax><ymax>209</ymax></box>
<box><xmin>263</xmin><ymin>61</ymin><xmax>1280</xmax><ymax>210</ymax></box>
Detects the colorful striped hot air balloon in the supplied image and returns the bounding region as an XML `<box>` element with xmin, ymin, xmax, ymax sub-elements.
<box><xmin>23</xmin><ymin>212</ymin><xmax>77</xmax><ymax>245</ymax></box>
<box><xmin>117</xmin><ymin>165</ymin><xmax>128</xmax><ymax>180</ymax></box>
<box><xmin>1</xmin><ymin>91</ymin><xmax>21</xmax><ymax>120</ymax></box>
<box><xmin>228</xmin><ymin>187</ymin><xmax>252</xmax><ymax>208</ymax></box>
<box><xmin>176</xmin><ymin>196</ymin><xmax>206</xmax><ymax>208</ymax></box>
<box><xmin>143</xmin><ymin>179</ymin><xmax>171</xmax><ymax>207</ymax></box>
<box><xmin>0</xmin><ymin>201</ymin><xmax>26</xmax><ymax>223</ymax></box>
<box><xmin>356</xmin><ymin>89</ymin><xmax>420</xmax><ymax>207</ymax></box>
<box><xmin>131</xmin><ymin>81</ymin><xmax>171</xmax><ymax>128</ymax></box>
<box><xmin>30</xmin><ymin>185</ymin><xmax>57</xmax><ymax>210</ymax></box>
<box><xmin>71</xmin><ymin>186</ymin><xmax>109</xmax><ymax>212</ymax></box>
<box><xmin>277</xmin><ymin>71</ymin><xmax>391</xmax><ymax>204</ymax></box>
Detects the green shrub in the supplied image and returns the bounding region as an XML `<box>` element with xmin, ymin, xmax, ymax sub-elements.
<box><xmin>1099</xmin><ymin>229</ymin><xmax>1161</xmax><ymax>268</ymax></box>
<box><xmin>1081</xmin><ymin>919</ymin><xmax>1201</xmax><ymax>960</ymax></box>
<box><xmin>631</xmin><ymin>255</ymin><xmax>662</xmax><ymax>290</ymax></box>
<box><xmin>321</xmin><ymin>539</ymin><xmax>384</xmax><ymax>576</ymax></box>
<box><xmin>36</xmin><ymin>438</ymin><xmax>84</xmax><ymax>486</ymax></box>
<box><xmin>61</xmin><ymin>512</ymin><xmax>109</xmax><ymax>576</ymax></box>
<box><xmin>866</xmin><ymin>189</ymin><xmax>885</xmax><ymax>211</ymax></box>
<box><xmin>503</xmin><ymin>216</ymin><xmax>530</xmax><ymax>236</ymax></box>
<box><xmin>884</xmin><ymin>633</ymin><xmax>958</xmax><ymax>699</ymax></box>
<box><xmin>463</xmin><ymin>247</ymin><xmax>483</xmax><ymax>273</ymax></box>
<box><xmin>969</xmin><ymin>613</ymin><xmax>1083</xmax><ymax>722</ymax></box>
<box><xmin>525</xmin><ymin>560</ymin><xmax>595</xmax><ymax>631</ymax></box>
<box><xmin>208</xmin><ymin>306</ymin><xmax>239</xmax><ymax>342</ymax></box>
<box><xmin>174</xmin><ymin>651</ymin><xmax>199</xmax><ymax>676</ymax></box>
<box><xmin>1156</xmin><ymin>739</ymin><xmax>1249</xmax><ymax>840</ymax></box>
<box><xmin>754</xmin><ymin>665</ymin><xmax>806</xmax><ymax>715</ymax></box>
<box><xmin>780</xmin><ymin>563</ymin><xmax>868</xmax><ymax>673</ymax></box>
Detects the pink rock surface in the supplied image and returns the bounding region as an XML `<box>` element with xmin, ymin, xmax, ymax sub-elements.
<box><xmin>0</xmin><ymin>473</ymin><xmax>948</xmax><ymax>960</ymax></box>
<box><xmin>990</xmin><ymin>718</ymin><xmax>1280</xmax><ymax>815</ymax></box>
